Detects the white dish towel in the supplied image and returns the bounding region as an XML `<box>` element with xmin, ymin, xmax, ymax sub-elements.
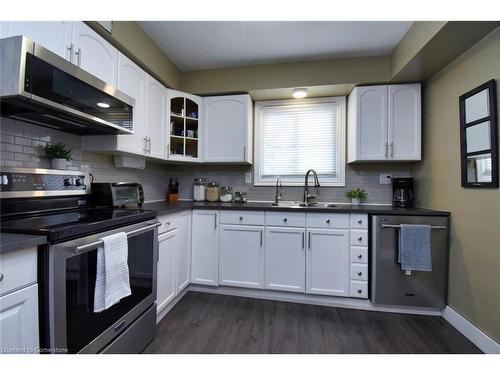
<box><xmin>93</xmin><ymin>232</ymin><xmax>131</xmax><ymax>313</ymax></box>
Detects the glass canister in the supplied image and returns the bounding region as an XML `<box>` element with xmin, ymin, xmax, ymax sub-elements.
<box><xmin>205</xmin><ymin>182</ymin><xmax>220</xmax><ymax>202</ymax></box>
<box><xmin>219</xmin><ymin>186</ymin><xmax>233</xmax><ymax>202</ymax></box>
<box><xmin>193</xmin><ymin>178</ymin><xmax>206</xmax><ymax>201</ymax></box>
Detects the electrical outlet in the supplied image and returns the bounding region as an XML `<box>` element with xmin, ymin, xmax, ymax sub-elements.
<box><xmin>245</xmin><ymin>172</ymin><xmax>252</xmax><ymax>184</ymax></box>
<box><xmin>379</xmin><ymin>173</ymin><xmax>392</xmax><ymax>185</ymax></box>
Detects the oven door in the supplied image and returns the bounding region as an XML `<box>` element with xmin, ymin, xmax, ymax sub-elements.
<box><xmin>48</xmin><ymin>220</ymin><xmax>159</xmax><ymax>353</ymax></box>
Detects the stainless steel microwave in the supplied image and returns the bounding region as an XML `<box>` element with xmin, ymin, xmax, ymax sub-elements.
<box><xmin>0</xmin><ymin>35</ymin><xmax>134</xmax><ymax>135</ymax></box>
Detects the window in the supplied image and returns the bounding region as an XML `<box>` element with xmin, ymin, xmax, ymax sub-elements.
<box><xmin>254</xmin><ymin>97</ymin><xmax>346</xmax><ymax>186</ymax></box>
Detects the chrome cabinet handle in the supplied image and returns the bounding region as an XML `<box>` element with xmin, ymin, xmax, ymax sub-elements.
<box><xmin>166</xmin><ymin>221</ymin><xmax>171</xmax><ymax>225</ymax></box>
<box><xmin>75</xmin><ymin>48</ymin><xmax>82</xmax><ymax>66</ymax></box>
<box><xmin>390</xmin><ymin>142</ymin><xmax>394</xmax><ymax>157</ymax></box>
<box><xmin>143</xmin><ymin>137</ymin><xmax>148</xmax><ymax>152</ymax></box>
<box><xmin>357</xmin><ymin>289</ymin><xmax>362</xmax><ymax>294</ymax></box>
<box><xmin>357</xmin><ymin>254</ymin><xmax>363</xmax><ymax>259</ymax></box>
<box><xmin>239</xmin><ymin>216</ymin><xmax>243</xmax><ymax>221</ymax></box>
<box><xmin>358</xmin><ymin>236</ymin><xmax>363</xmax><ymax>241</ymax></box>
<box><xmin>214</xmin><ymin>213</ymin><xmax>217</xmax><ymax>229</ymax></box>
<box><xmin>326</xmin><ymin>219</ymin><xmax>331</xmax><ymax>224</ymax></box>
<box><xmin>302</xmin><ymin>232</ymin><xmax>305</xmax><ymax>249</ymax></box>
<box><xmin>147</xmin><ymin>137</ymin><xmax>151</xmax><ymax>152</ymax></box>
<box><xmin>260</xmin><ymin>230</ymin><xmax>263</xmax><ymax>247</ymax></box>
<box><xmin>358</xmin><ymin>219</ymin><xmax>363</xmax><ymax>224</ymax></box>
<box><xmin>67</xmin><ymin>43</ymin><xmax>74</xmax><ymax>63</ymax></box>
<box><xmin>308</xmin><ymin>231</ymin><xmax>311</xmax><ymax>249</ymax></box>
<box><xmin>243</xmin><ymin>146</ymin><xmax>246</xmax><ymax>161</ymax></box>
<box><xmin>0</xmin><ymin>273</ymin><xmax>3</xmax><ymax>282</ymax></box>
<box><xmin>357</xmin><ymin>272</ymin><xmax>363</xmax><ymax>276</ymax></box>
<box><xmin>384</xmin><ymin>142</ymin><xmax>388</xmax><ymax>158</ymax></box>
<box><xmin>283</xmin><ymin>217</ymin><xmax>288</xmax><ymax>222</ymax></box>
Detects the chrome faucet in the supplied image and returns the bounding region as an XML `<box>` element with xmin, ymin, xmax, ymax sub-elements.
<box><xmin>303</xmin><ymin>169</ymin><xmax>320</xmax><ymax>205</ymax></box>
<box><xmin>274</xmin><ymin>178</ymin><xmax>283</xmax><ymax>205</ymax></box>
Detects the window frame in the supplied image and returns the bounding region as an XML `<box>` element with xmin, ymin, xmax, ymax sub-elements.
<box><xmin>254</xmin><ymin>96</ymin><xmax>346</xmax><ymax>187</ymax></box>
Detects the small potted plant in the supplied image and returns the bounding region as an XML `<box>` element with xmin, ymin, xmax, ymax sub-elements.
<box><xmin>345</xmin><ymin>188</ymin><xmax>368</xmax><ymax>205</ymax></box>
<box><xmin>42</xmin><ymin>143</ymin><xmax>72</xmax><ymax>170</ymax></box>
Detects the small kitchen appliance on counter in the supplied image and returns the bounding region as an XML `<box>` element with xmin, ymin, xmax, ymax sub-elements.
<box><xmin>392</xmin><ymin>177</ymin><xmax>415</xmax><ymax>208</ymax></box>
<box><xmin>91</xmin><ymin>182</ymin><xmax>144</xmax><ymax>208</ymax></box>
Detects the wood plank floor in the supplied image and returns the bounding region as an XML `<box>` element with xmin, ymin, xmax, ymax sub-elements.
<box><xmin>143</xmin><ymin>291</ymin><xmax>482</xmax><ymax>354</ymax></box>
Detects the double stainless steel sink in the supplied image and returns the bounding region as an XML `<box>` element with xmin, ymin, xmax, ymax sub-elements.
<box><xmin>269</xmin><ymin>201</ymin><xmax>337</xmax><ymax>209</ymax></box>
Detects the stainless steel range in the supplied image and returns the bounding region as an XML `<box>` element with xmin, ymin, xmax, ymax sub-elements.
<box><xmin>0</xmin><ymin>167</ymin><xmax>159</xmax><ymax>353</ymax></box>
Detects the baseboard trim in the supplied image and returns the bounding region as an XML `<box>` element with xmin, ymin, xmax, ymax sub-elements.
<box><xmin>442</xmin><ymin>306</ymin><xmax>500</xmax><ymax>354</ymax></box>
<box><xmin>156</xmin><ymin>288</ymin><xmax>189</xmax><ymax>324</ymax></box>
<box><xmin>188</xmin><ymin>284</ymin><xmax>442</xmax><ymax>316</ymax></box>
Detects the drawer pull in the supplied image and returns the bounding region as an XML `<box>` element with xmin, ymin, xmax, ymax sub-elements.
<box><xmin>0</xmin><ymin>273</ymin><xmax>3</xmax><ymax>282</ymax></box>
<box><xmin>283</xmin><ymin>217</ymin><xmax>288</xmax><ymax>222</ymax></box>
<box><xmin>239</xmin><ymin>216</ymin><xmax>244</xmax><ymax>221</ymax></box>
<box><xmin>358</xmin><ymin>236</ymin><xmax>363</xmax><ymax>241</ymax></box>
<box><xmin>357</xmin><ymin>254</ymin><xmax>363</xmax><ymax>259</ymax></box>
<box><xmin>166</xmin><ymin>221</ymin><xmax>171</xmax><ymax>225</ymax></box>
<box><xmin>358</xmin><ymin>219</ymin><xmax>363</xmax><ymax>224</ymax></box>
<box><xmin>357</xmin><ymin>289</ymin><xmax>362</xmax><ymax>294</ymax></box>
<box><xmin>357</xmin><ymin>272</ymin><xmax>363</xmax><ymax>276</ymax></box>
<box><xmin>326</xmin><ymin>219</ymin><xmax>331</xmax><ymax>224</ymax></box>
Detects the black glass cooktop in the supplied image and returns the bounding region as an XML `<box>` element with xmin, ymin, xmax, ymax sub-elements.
<box><xmin>0</xmin><ymin>207</ymin><xmax>156</xmax><ymax>243</ymax></box>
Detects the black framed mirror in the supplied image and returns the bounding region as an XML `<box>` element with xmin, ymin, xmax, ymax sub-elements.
<box><xmin>459</xmin><ymin>79</ymin><xmax>498</xmax><ymax>188</ymax></box>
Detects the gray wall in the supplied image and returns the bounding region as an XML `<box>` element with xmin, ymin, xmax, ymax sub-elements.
<box><xmin>0</xmin><ymin>118</ymin><xmax>410</xmax><ymax>204</ymax></box>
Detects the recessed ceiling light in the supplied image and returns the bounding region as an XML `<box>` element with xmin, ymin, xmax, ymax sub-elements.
<box><xmin>97</xmin><ymin>102</ymin><xmax>110</xmax><ymax>108</ymax></box>
<box><xmin>292</xmin><ymin>88</ymin><xmax>308</xmax><ymax>99</ymax></box>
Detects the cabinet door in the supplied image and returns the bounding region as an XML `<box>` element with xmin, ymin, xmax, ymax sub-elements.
<box><xmin>157</xmin><ymin>229</ymin><xmax>177</xmax><ymax>313</ymax></box>
<box><xmin>145</xmin><ymin>75</ymin><xmax>167</xmax><ymax>159</ymax></box>
<box><xmin>388</xmin><ymin>84</ymin><xmax>421</xmax><ymax>161</ymax></box>
<box><xmin>0</xmin><ymin>284</ymin><xmax>39</xmax><ymax>353</ymax></box>
<box><xmin>355</xmin><ymin>85</ymin><xmax>388</xmax><ymax>160</ymax></box>
<box><xmin>72</xmin><ymin>22</ymin><xmax>118</xmax><ymax>85</ymax></box>
<box><xmin>176</xmin><ymin>211</ymin><xmax>192</xmax><ymax>293</ymax></box>
<box><xmin>265</xmin><ymin>227</ymin><xmax>305</xmax><ymax>292</ymax></box>
<box><xmin>219</xmin><ymin>225</ymin><xmax>264</xmax><ymax>289</ymax></box>
<box><xmin>306</xmin><ymin>229</ymin><xmax>349</xmax><ymax>296</ymax></box>
<box><xmin>204</xmin><ymin>94</ymin><xmax>252</xmax><ymax>163</ymax></box>
<box><xmin>191</xmin><ymin>210</ymin><xmax>219</xmax><ymax>285</ymax></box>
<box><xmin>116</xmin><ymin>53</ymin><xmax>147</xmax><ymax>155</ymax></box>
<box><xmin>0</xmin><ymin>21</ymin><xmax>73</xmax><ymax>60</ymax></box>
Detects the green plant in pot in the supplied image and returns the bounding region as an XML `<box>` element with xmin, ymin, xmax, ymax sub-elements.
<box><xmin>42</xmin><ymin>143</ymin><xmax>72</xmax><ymax>170</ymax></box>
<box><xmin>345</xmin><ymin>188</ymin><xmax>368</xmax><ymax>205</ymax></box>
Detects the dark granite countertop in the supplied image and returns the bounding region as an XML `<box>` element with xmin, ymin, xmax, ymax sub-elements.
<box><xmin>0</xmin><ymin>233</ymin><xmax>47</xmax><ymax>254</ymax></box>
<box><xmin>143</xmin><ymin>200</ymin><xmax>450</xmax><ymax>217</ymax></box>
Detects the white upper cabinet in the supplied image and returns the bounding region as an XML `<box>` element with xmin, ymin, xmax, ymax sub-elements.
<box><xmin>388</xmin><ymin>84</ymin><xmax>422</xmax><ymax>160</ymax></box>
<box><xmin>306</xmin><ymin>229</ymin><xmax>349</xmax><ymax>297</ymax></box>
<box><xmin>72</xmin><ymin>22</ymin><xmax>118</xmax><ymax>86</ymax></box>
<box><xmin>347</xmin><ymin>84</ymin><xmax>421</xmax><ymax>162</ymax></box>
<box><xmin>166</xmin><ymin>89</ymin><xmax>203</xmax><ymax>162</ymax></box>
<box><xmin>145</xmin><ymin>75</ymin><xmax>167</xmax><ymax>160</ymax></box>
<box><xmin>204</xmin><ymin>94</ymin><xmax>253</xmax><ymax>163</ymax></box>
<box><xmin>0</xmin><ymin>21</ymin><xmax>73</xmax><ymax>60</ymax></box>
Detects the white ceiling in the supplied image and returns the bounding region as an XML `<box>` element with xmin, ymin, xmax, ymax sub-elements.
<box><xmin>138</xmin><ymin>21</ymin><xmax>413</xmax><ymax>72</ymax></box>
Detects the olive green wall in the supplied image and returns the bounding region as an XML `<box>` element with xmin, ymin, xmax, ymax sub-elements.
<box><xmin>87</xmin><ymin>21</ymin><xmax>181</xmax><ymax>89</ymax></box>
<box><xmin>414</xmin><ymin>27</ymin><xmax>500</xmax><ymax>343</ymax></box>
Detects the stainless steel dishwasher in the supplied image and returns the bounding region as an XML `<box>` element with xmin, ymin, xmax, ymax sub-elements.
<box><xmin>371</xmin><ymin>215</ymin><xmax>450</xmax><ymax>309</ymax></box>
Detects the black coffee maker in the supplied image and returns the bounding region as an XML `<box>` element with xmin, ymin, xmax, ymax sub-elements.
<box><xmin>392</xmin><ymin>177</ymin><xmax>414</xmax><ymax>208</ymax></box>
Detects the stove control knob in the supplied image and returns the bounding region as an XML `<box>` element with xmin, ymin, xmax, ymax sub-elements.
<box><xmin>64</xmin><ymin>178</ymin><xmax>74</xmax><ymax>186</ymax></box>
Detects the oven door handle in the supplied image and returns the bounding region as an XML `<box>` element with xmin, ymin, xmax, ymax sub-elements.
<box><xmin>70</xmin><ymin>222</ymin><xmax>161</xmax><ymax>254</ymax></box>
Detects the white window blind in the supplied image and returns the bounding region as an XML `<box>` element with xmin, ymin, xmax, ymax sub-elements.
<box><xmin>255</xmin><ymin>97</ymin><xmax>345</xmax><ymax>186</ymax></box>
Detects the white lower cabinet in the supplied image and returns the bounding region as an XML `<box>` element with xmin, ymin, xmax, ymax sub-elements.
<box><xmin>0</xmin><ymin>284</ymin><xmax>39</xmax><ymax>354</ymax></box>
<box><xmin>157</xmin><ymin>229</ymin><xmax>177</xmax><ymax>312</ymax></box>
<box><xmin>306</xmin><ymin>229</ymin><xmax>350</xmax><ymax>297</ymax></box>
<box><xmin>176</xmin><ymin>211</ymin><xmax>192</xmax><ymax>293</ymax></box>
<box><xmin>219</xmin><ymin>225</ymin><xmax>264</xmax><ymax>289</ymax></box>
<box><xmin>265</xmin><ymin>227</ymin><xmax>306</xmax><ymax>292</ymax></box>
<box><xmin>191</xmin><ymin>210</ymin><xmax>219</xmax><ymax>286</ymax></box>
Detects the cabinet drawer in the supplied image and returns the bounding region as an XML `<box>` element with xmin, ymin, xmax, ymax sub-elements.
<box><xmin>220</xmin><ymin>210</ymin><xmax>265</xmax><ymax>226</ymax></box>
<box><xmin>350</xmin><ymin>263</ymin><xmax>368</xmax><ymax>281</ymax></box>
<box><xmin>350</xmin><ymin>229</ymin><xmax>368</xmax><ymax>246</ymax></box>
<box><xmin>158</xmin><ymin>214</ymin><xmax>178</xmax><ymax>234</ymax></box>
<box><xmin>350</xmin><ymin>214</ymin><xmax>368</xmax><ymax>229</ymax></box>
<box><xmin>0</xmin><ymin>247</ymin><xmax>37</xmax><ymax>296</ymax></box>
<box><xmin>350</xmin><ymin>246</ymin><xmax>368</xmax><ymax>264</ymax></box>
<box><xmin>306</xmin><ymin>213</ymin><xmax>349</xmax><ymax>229</ymax></box>
<box><xmin>266</xmin><ymin>212</ymin><xmax>306</xmax><ymax>227</ymax></box>
<box><xmin>350</xmin><ymin>280</ymin><xmax>368</xmax><ymax>299</ymax></box>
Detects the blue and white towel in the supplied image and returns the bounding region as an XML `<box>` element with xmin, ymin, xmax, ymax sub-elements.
<box><xmin>398</xmin><ymin>224</ymin><xmax>432</xmax><ymax>272</ymax></box>
<box><xmin>94</xmin><ymin>232</ymin><xmax>131</xmax><ymax>313</ymax></box>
